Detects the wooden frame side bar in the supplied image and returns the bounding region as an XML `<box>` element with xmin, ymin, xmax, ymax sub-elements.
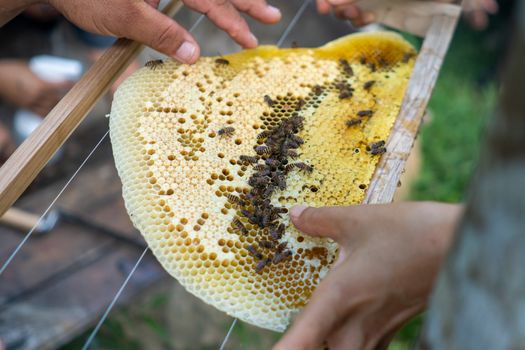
<box><xmin>365</xmin><ymin>12</ymin><xmax>461</xmax><ymax>204</ymax></box>
<box><xmin>0</xmin><ymin>1</ymin><xmax>182</xmax><ymax>217</ymax></box>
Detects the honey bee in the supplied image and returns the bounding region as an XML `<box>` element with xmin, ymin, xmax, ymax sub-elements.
<box><xmin>265</xmin><ymin>158</ymin><xmax>280</xmax><ymax>167</ymax></box>
<box><xmin>272</xmin><ymin>250</ymin><xmax>292</xmax><ymax>264</ymax></box>
<box><xmin>345</xmin><ymin>119</ymin><xmax>362</xmax><ymax>127</ymax></box>
<box><xmin>335</xmin><ymin>81</ymin><xmax>354</xmax><ymax>100</ymax></box>
<box><xmin>255</xmin><ymin>258</ymin><xmax>271</xmax><ymax>273</ymax></box>
<box><xmin>257</xmin><ymin>130</ymin><xmax>272</xmax><ymax>139</ymax></box>
<box><xmin>257</xmin><ymin>169</ymin><xmax>272</xmax><ymax>178</ymax></box>
<box><xmin>241</xmin><ymin>209</ymin><xmax>260</xmax><ymax>227</ymax></box>
<box><xmin>370</xmin><ymin>140</ymin><xmax>386</xmax><ymax>155</ymax></box>
<box><xmin>313</xmin><ymin>85</ymin><xmax>324</xmax><ymax>96</ymax></box>
<box><xmin>287</xmin><ymin>150</ymin><xmax>299</xmax><ymax>159</ymax></box>
<box><xmin>275</xmin><ymin>175</ymin><xmax>287</xmax><ymax>190</ymax></box>
<box><xmin>261</xmin><ymin>209</ymin><xmax>276</xmax><ymax>227</ymax></box>
<box><xmin>258</xmin><ymin>240</ymin><xmax>275</xmax><ymax>249</ymax></box>
<box><xmin>263</xmin><ymin>186</ymin><xmax>275</xmax><ymax>198</ymax></box>
<box><xmin>286</xmin><ymin>162</ymin><xmax>313</xmax><ymax>174</ymax></box>
<box><xmin>339</xmin><ymin>58</ymin><xmax>354</xmax><ymax>76</ymax></box>
<box><xmin>145</xmin><ymin>59</ymin><xmax>164</xmax><ymax>70</ymax></box>
<box><xmin>233</xmin><ymin>217</ymin><xmax>249</xmax><ymax>235</ymax></box>
<box><xmin>226</xmin><ymin>194</ymin><xmax>245</xmax><ymax>206</ymax></box>
<box><xmin>357</xmin><ymin>110</ymin><xmax>374</xmax><ymax>118</ymax></box>
<box><xmin>284</xmin><ymin>163</ymin><xmax>297</xmax><ymax>173</ymax></box>
<box><xmin>239</xmin><ymin>155</ymin><xmax>258</xmax><ymax>164</ymax></box>
<box><xmin>218</xmin><ymin>127</ymin><xmax>235</xmax><ymax>137</ymax></box>
<box><xmin>247</xmin><ymin>245</ymin><xmax>263</xmax><ymax>259</ymax></box>
<box><xmin>289</xmin><ymin>115</ymin><xmax>305</xmax><ymax>128</ymax></box>
<box><xmin>215</xmin><ymin>58</ymin><xmax>230</xmax><ymax>65</ymax></box>
<box><xmin>371</xmin><ymin>140</ymin><xmax>385</xmax><ymax>148</ymax></box>
<box><xmin>296</xmin><ymin>99</ymin><xmax>306</xmax><ymax>110</ymax></box>
<box><xmin>290</xmin><ymin>135</ymin><xmax>304</xmax><ymax>145</ymax></box>
<box><xmin>248</xmin><ymin>176</ymin><xmax>269</xmax><ymax>188</ymax></box>
<box><xmin>269</xmin><ymin>223</ymin><xmax>285</xmax><ymax>240</ymax></box>
<box><xmin>363</xmin><ymin>80</ymin><xmax>375</xmax><ymax>91</ymax></box>
<box><xmin>339</xmin><ymin>91</ymin><xmax>353</xmax><ymax>99</ymax></box>
<box><xmin>296</xmin><ymin>162</ymin><xmax>313</xmax><ymax>173</ymax></box>
<box><xmin>253</xmin><ymin>164</ymin><xmax>267</xmax><ymax>171</ymax></box>
<box><xmin>255</xmin><ymin>145</ymin><xmax>272</xmax><ymax>155</ymax></box>
<box><xmin>264</xmin><ymin>95</ymin><xmax>274</xmax><ymax>107</ymax></box>
<box><xmin>402</xmin><ymin>52</ymin><xmax>415</xmax><ymax>63</ymax></box>
<box><xmin>368</xmin><ymin>62</ymin><xmax>377</xmax><ymax>72</ymax></box>
<box><xmin>273</xmin><ymin>207</ymin><xmax>288</xmax><ymax>214</ymax></box>
<box><xmin>371</xmin><ymin>147</ymin><xmax>386</xmax><ymax>155</ymax></box>
<box><xmin>276</xmin><ymin>242</ymin><xmax>288</xmax><ymax>253</ymax></box>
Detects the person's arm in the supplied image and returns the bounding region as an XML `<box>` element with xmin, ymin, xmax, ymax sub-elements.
<box><xmin>0</xmin><ymin>0</ymin><xmax>282</xmax><ymax>64</ymax></box>
<box><xmin>273</xmin><ymin>202</ymin><xmax>463</xmax><ymax>350</ymax></box>
<box><xmin>0</xmin><ymin>60</ymin><xmax>72</xmax><ymax>117</ymax></box>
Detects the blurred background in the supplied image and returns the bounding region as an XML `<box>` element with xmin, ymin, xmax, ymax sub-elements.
<box><xmin>0</xmin><ymin>0</ymin><xmax>515</xmax><ymax>349</ymax></box>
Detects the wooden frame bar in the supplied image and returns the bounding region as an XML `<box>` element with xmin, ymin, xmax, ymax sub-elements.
<box><xmin>365</xmin><ymin>5</ymin><xmax>461</xmax><ymax>204</ymax></box>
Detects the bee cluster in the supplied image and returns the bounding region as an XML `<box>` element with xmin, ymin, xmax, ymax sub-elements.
<box><xmin>230</xmin><ymin>98</ymin><xmax>314</xmax><ymax>273</ymax></box>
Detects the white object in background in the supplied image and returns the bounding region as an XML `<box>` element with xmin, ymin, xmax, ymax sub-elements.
<box><xmin>13</xmin><ymin>55</ymin><xmax>83</xmax><ymax>163</ymax></box>
<box><xmin>28</xmin><ymin>55</ymin><xmax>83</xmax><ymax>83</ymax></box>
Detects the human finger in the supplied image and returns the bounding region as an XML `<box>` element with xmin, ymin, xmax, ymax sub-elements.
<box><xmin>482</xmin><ymin>0</ymin><xmax>498</xmax><ymax>13</ymax></box>
<box><xmin>123</xmin><ymin>2</ymin><xmax>200</xmax><ymax>63</ymax></box>
<box><xmin>326</xmin><ymin>319</ymin><xmax>364</xmax><ymax>350</ymax></box>
<box><xmin>326</xmin><ymin>0</ymin><xmax>358</xmax><ymax>5</ymax></box>
<box><xmin>184</xmin><ymin>0</ymin><xmax>257</xmax><ymax>48</ymax></box>
<box><xmin>289</xmin><ymin>205</ymin><xmax>357</xmax><ymax>243</ymax></box>
<box><xmin>273</xmin><ymin>271</ymin><xmax>352</xmax><ymax>350</ymax></box>
<box><xmin>230</xmin><ymin>0</ymin><xmax>282</xmax><ymax>24</ymax></box>
<box><xmin>316</xmin><ymin>0</ymin><xmax>332</xmax><ymax>14</ymax></box>
<box><xmin>332</xmin><ymin>4</ymin><xmax>376</xmax><ymax>26</ymax></box>
<box><xmin>334</xmin><ymin>4</ymin><xmax>360</xmax><ymax>20</ymax></box>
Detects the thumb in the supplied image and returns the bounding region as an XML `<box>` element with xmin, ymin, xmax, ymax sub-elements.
<box><xmin>124</xmin><ymin>2</ymin><xmax>200</xmax><ymax>63</ymax></box>
<box><xmin>289</xmin><ymin>205</ymin><xmax>353</xmax><ymax>243</ymax></box>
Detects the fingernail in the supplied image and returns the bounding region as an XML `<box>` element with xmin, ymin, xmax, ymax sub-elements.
<box><xmin>267</xmin><ymin>5</ymin><xmax>282</xmax><ymax>17</ymax></box>
<box><xmin>249</xmin><ymin>33</ymin><xmax>258</xmax><ymax>47</ymax></box>
<box><xmin>290</xmin><ymin>205</ymin><xmax>307</xmax><ymax>220</ymax></box>
<box><xmin>175</xmin><ymin>41</ymin><xmax>196</xmax><ymax>63</ymax></box>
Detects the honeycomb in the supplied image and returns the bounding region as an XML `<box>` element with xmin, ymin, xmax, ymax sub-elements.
<box><xmin>110</xmin><ymin>32</ymin><xmax>415</xmax><ymax>332</ymax></box>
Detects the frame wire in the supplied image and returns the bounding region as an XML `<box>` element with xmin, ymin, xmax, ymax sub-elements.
<box><xmin>0</xmin><ymin>130</ymin><xmax>110</xmax><ymax>275</ymax></box>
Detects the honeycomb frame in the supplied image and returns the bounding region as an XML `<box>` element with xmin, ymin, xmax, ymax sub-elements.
<box><xmin>110</xmin><ymin>32</ymin><xmax>415</xmax><ymax>332</ymax></box>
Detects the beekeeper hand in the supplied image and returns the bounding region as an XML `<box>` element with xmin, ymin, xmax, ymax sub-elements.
<box><xmin>47</xmin><ymin>0</ymin><xmax>282</xmax><ymax>63</ymax></box>
<box><xmin>273</xmin><ymin>202</ymin><xmax>462</xmax><ymax>350</ymax></box>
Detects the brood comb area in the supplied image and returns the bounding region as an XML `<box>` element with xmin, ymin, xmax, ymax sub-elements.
<box><xmin>110</xmin><ymin>32</ymin><xmax>415</xmax><ymax>332</ymax></box>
